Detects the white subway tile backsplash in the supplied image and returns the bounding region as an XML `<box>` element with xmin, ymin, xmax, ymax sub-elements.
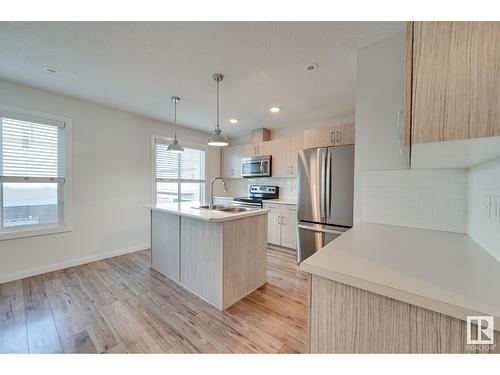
<box><xmin>226</xmin><ymin>177</ymin><xmax>297</xmax><ymax>200</ymax></box>
<box><xmin>361</xmin><ymin>169</ymin><xmax>468</xmax><ymax>233</ymax></box>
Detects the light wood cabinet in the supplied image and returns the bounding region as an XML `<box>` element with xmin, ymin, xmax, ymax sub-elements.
<box><xmin>303</xmin><ymin>124</ymin><xmax>355</xmax><ymax>149</ymax></box>
<box><xmin>266</xmin><ymin>204</ymin><xmax>282</xmax><ymax>246</ymax></box>
<box><xmin>280</xmin><ymin>206</ymin><xmax>297</xmax><ymax>249</ymax></box>
<box><xmin>270</xmin><ymin>136</ymin><xmax>304</xmax><ymax>177</ymax></box>
<box><xmin>333</xmin><ymin>124</ymin><xmax>355</xmax><ymax>146</ymax></box>
<box><xmin>405</xmin><ymin>21</ymin><xmax>500</xmax><ymax>144</ymax></box>
<box><xmin>288</xmin><ymin>136</ymin><xmax>303</xmax><ymax>177</ymax></box>
<box><xmin>223</xmin><ymin>145</ymin><xmax>242</xmax><ymax>178</ymax></box>
<box><xmin>263</xmin><ymin>203</ymin><xmax>297</xmax><ymax>250</ymax></box>
<box><xmin>247</xmin><ymin>141</ymin><xmax>271</xmax><ymax>156</ymax></box>
<box><xmin>223</xmin><ymin>136</ymin><xmax>303</xmax><ymax>179</ymax></box>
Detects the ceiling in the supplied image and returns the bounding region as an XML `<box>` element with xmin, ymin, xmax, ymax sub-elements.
<box><xmin>0</xmin><ymin>22</ymin><xmax>404</xmax><ymax>137</ymax></box>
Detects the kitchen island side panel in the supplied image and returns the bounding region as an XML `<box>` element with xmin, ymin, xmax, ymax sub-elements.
<box><xmin>309</xmin><ymin>275</ymin><xmax>500</xmax><ymax>354</ymax></box>
<box><xmin>222</xmin><ymin>214</ymin><xmax>268</xmax><ymax>309</ymax></box>
<box><xmin>151</xmin><ymin>210</ymin><xmax>180</xmax><ymax>282</ymax></box>
<box><xmin>180</xmin><ymin>217</ymin><xmax>223</xmax><ymax>309</ymax></box>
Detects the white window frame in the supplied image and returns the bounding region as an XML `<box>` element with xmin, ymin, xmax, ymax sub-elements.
<box><xmin>0</xmin><ymin>104</ymin><xmax>72</xmax><ymax>241</ymax></box>
<box><xmin>151</xmin><ymin>135</ymin><xmax>207</xmax><ymax>204</ymax></box>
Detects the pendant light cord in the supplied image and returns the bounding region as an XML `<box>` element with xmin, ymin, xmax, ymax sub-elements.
<box><xmin>216</xmin><ymin>78</ymin><xmax>220</xmax><ymax>131</ymax></box>
<box><xmin>174</xmin><ymin>99</ymin><xmax>177</xmax><ymax>140</ymax></box>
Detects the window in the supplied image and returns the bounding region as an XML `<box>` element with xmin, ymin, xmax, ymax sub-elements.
<box><xmin>0</xmin><ymin>107</ymin><xmax>70</xmax><ymax>239</ymax></box>
<box><xmin>154</xmin><ymin>138</ymin><xmax>205</xmax><ymax>204</ymax></box>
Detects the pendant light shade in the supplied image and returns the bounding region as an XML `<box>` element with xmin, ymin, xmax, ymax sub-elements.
<box><xmin>208</xmin><ymin>73</ymin><xmax>229</xmax><ymax>147</ymax></box>
<box><xmin>167</xmin><ymin>96</ymin><xmax>184</xmax><ymax>153</ymax></box>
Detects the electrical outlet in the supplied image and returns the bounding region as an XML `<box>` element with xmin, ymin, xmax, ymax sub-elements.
<box><xmin>495</xmin><ymin>195</ymin><xmax>500</xmax><ymax>223</ymax></box>
<box><xmin>486</xmin><ymin>195</ymin><xmax>492</xmax><ymax>220</ymax></box>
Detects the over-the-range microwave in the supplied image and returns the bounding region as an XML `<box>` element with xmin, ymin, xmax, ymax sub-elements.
<box><xmin>241</xmin><ymin>155</ymin><xmax>272</xmax><ymax>178</ymax></box>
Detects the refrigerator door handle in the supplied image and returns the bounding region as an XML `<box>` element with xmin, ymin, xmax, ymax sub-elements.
<box><xmin>297</xmin><ymin>224</ymin><xmax>346</xmax><ymax>236</ymax></box>
<box><xmin>326</xmin><ymin>150</ymin><xmax>332</xmax><ymax>218</ymax></box>
<box><xmin>319</xmin><ymin>149</ymin><xmax>326</xmax><ymax>219</ymax></box>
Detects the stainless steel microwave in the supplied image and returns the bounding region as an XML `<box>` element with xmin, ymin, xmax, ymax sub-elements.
<box><xmin>241</xmin><ymin>155</ymin><xmax>272</xmax><ymax>178</ymax></box>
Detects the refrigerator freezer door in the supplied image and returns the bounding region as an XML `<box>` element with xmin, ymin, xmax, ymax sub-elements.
<box><xmin>296</xmin><ymin>222</ymin><xmax>348</xmax><ymax>263</ymax></box>
<box><xmin>297</xmin><ymin>148</ymin><xmax>327</xmax><ymax>223</ymax></box>
<box><xmin>326</xmin><ymin>145</ymin><xmax>354</xmax><ymax>227</ymax></box>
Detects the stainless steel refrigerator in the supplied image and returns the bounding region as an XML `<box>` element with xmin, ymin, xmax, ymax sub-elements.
<box><xmin>296</xmin><ymin>145</ymin><xmax>354</xmax><ymax>263</ymax></box>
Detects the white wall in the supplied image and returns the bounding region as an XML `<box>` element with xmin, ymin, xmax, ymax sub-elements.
<box><xmin>354</xmin><ymin>34</ymin><xmax>409</xmax><ymax>224</ymax></box>
<box><xmin>0</xmin><ymin>79</ymin><xmax>221</xmax><ymax>282</ymax></box>
<box><xmin>361</xmin><ymin>169</ymin><xmax>468</xmax><ymax>233</ymax></box>
<box><xmin>468</xmin><ymin>157</ymin><xmax>500</xmax><ymax>262</ymax></box>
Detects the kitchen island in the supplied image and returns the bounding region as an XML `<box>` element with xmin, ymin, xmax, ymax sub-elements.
<box><xmin>145</xmin><ymin>202</ymin><xmax>269</xmax><ymax>310</ymax></box>
<box><xmin>300</xmin><ymin>223</ymin><xmax>500</xmax><ymax>353</ymax></box>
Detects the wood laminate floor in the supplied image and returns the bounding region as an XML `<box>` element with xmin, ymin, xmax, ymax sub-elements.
<box><xmin>0</xmin><ymin>249</ymin><xmax>308</xmax><ymax>354</ymax></box>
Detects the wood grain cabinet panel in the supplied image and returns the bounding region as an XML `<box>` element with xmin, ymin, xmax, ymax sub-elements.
<box><xmin>304</xmin><ymin>127</ymin><xmax>335</xmax><ymax>149</ymax></box>
<box><xmin>409</xmin><ymin>21</ymin><xmax>500</xmax><ymax>144</ymax></box>
<box><xmin>151</xmin><ymin>211</ymin><xmax>180</xmax><ymax>282</ymax></box>
<box><xmin>308</xmin><ymin>275</ymin><xmax>500</xmax><ymax>353</ymax></box>
<box><xmin>304</xmin><ymin>124</ymin><xmax>354</xmax><ymax>149</ymax></box>
<box><xmin>334</xmin><ymin>124</ymin><xmax>355</xmax><ymax>146</ymax></box>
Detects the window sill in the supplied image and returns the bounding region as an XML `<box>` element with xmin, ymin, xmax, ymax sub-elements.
<box><xmin>0</xmin><ymin>224</ymin><xmax>72</xmax><ymax>241</ymax></box>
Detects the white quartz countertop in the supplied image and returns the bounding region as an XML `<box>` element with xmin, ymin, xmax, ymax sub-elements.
<box><xmin>300</xmin><ymin>222</ymin><xmax>500</xmax><ymax>328</ymax></box>
<box><xmin>145</xmin><ymin>202</ymin><xmax>269</xmax><ymax>222</ymax></box>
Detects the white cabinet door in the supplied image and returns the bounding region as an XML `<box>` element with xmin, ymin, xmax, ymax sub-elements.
<box><xmin>264</xmin><ymin>204</ymin><xmax>281</xmax><ymax>245</ymax></box>
<box><xmin>223</xmin><ymin>146</ymin><xmax>246</xmax><ymax>178</ymax></box>
<box><xmin>270</xmin><ymin>138</ymin><xmax>289</xmax><ymax>177</ymax></box>
<box><xmin>288</xmin><ymin>136</ymin><xmax>303</xmax><ymax>177</ymax></box>
<box><xmin>223</xmin><ymin>147</ymin><xmax>235</xmax><ymax>178</ymax></box>
<box><xmin>280</xmin><ymin>206</ymin><xmax>297</xmax><ymax>249</ymax></box>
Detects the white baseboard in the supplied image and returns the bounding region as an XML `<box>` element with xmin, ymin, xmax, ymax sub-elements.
<box><xmin>0</xmin><ymin>244</ymin><xmax>150</xmax><ymax>284</ymax></box>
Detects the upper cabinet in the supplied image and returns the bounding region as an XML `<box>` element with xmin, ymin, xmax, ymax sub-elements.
<box><xmin>271</xmin><ymin>136</ymin><xmax>303</xmax><ymax>177</ymax></box>
<box><xmin>222</xmin><ymin>145</ymin><xmax>242</xmax><ymax>178</ymax></box>
<box><xmin>303</xmin><ymin>123</ymin><xmax>355</xmax><ymax>149</ymax></box>
<box><xmin>405</xmin><ymin>22</ymin><xmax>500</xmax><ymax>145</ymax></box>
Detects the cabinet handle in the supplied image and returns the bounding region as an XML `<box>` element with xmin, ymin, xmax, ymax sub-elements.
<box><xmin>330</xmin><ymin>131</ymin><xmax>334</xmax><ymax>144</ymax></box>
<box><xmin>277</xmin><ymin>216</ymin><xmax>281</xmax><ymax>224</ymax></box>
<box><xmin>290</xmin><ymin>166</ymin><xmax>294</xmax><ymax>175</ymax></box>
<box><xmin>281</xmin><ymin>215</ymin><xmax>286</xmax><ymax>225</ymax></box>
<box><xmin>336</xmin><ymin>130</ymin><xmax>342</xmax><ymax>144</ymax></box>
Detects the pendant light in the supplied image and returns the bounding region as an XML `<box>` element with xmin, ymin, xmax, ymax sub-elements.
<box><xmin>208</xmin><ymin>73</ymin><xmax>229</xmax><ymax>147</ymax></box>
<box><xmin>167</xmin><ymin>96</ymin><xmax>184</xmax><ymax>153</ymax></box>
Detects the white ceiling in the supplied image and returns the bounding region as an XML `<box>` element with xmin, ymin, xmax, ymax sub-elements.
<box><xmin>0</xmin><ymin>22</ymin><xmax>404</xmax><ymax>137</ymax></box>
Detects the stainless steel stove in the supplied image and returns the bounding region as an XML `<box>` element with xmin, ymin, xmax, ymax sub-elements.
<box><xmin>233</xmin><ymin>185</ymin><xmax>279</xmax><ymax>208</ymax></box>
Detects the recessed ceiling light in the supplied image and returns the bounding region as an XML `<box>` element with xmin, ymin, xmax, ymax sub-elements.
<box><xmin>43</xmin><ymin>66</ymin><xmax>59</xmax><ymax>74</ymax></box>
<box><xmin>304</xmin><ymin>63</ymin><xmax>319</xmax><ymax>71</ymax></box>
<box><xmin>270</xmin><ymin>107</ymin><xmax>281</xmax><ymax>113</ymax></box>
<box><xmin>229</xmin><ymin>118</ymin><xmax>239</xmax><ymax>124</ymax></box>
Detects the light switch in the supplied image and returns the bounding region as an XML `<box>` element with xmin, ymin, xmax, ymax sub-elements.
<box><xmin>496</xmin><ymin>196</ymin><xmax>500</xmax><ymax>223</ymax></box>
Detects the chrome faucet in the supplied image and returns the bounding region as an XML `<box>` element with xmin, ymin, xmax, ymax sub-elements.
<box><xmin>209</xmin><ymin>177</ymin><xmax>228</xmax><ymax>210</ymax></box>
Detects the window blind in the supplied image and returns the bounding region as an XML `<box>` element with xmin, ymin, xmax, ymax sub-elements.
<box><xmin>0</xmin><ymin>112</ymin><xmax>65</xmax><ymax>183</ymax></box>
<box><xmin>180</xmin><ymin>147</ymin><xmax>205</xmax><ymax>181</ymax></box>
<box><xmin>156</xmin><ymin>143</ymin><xmax>179</xmax><ymax>180</ymax></box>
<box><xmin>155</xmin><ymin>143</ymin><xmax>205</xmax><ymax>183</ymax></box>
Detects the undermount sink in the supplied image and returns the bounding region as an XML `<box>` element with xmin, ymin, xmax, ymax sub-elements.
<box><xmin>192</xmin><ymin>205</ymin><xmax>258</xmax><ymax>213</ymax></box>
<box><xmin>216</xmin><ymin>207</ymin><xmax>258</xmax><ymax>213</ymax></box>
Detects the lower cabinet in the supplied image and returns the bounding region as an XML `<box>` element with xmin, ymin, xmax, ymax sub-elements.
<box><xmin>263</xmin><ymin>203</ymin><xmax>297</xmax><ymax>250</ymax></box>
